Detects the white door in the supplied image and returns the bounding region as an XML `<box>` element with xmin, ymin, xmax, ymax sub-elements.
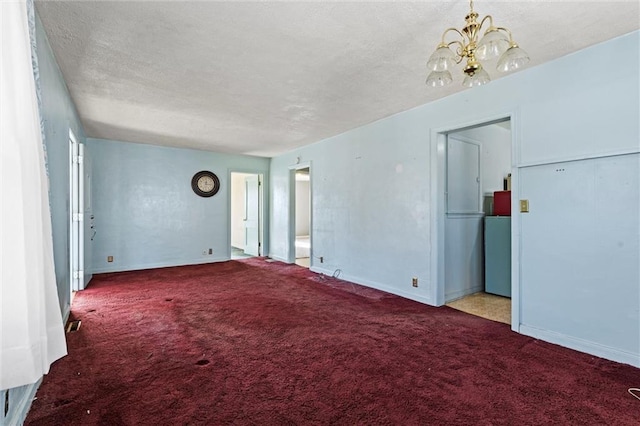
<box><xmin>244</xmin><ymin>175</ymin><xmax>260</xmax><ymax>256</ymax></box>
<box><xmin>69</xmin><ymin>132</ymin><xmax>85</xmax><ymax>291</ymax></box>
<box><xmin>444</xmin><ymin>135</ymin><xmax>483</xmax><ymax>301</ymax></box>
<box><xmin>447</xmin><ymin>136</ymin><xmax>481</xmax><ymax>213</ymax></box>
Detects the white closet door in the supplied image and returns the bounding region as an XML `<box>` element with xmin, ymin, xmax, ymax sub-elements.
<box><xmin>447</xmin><ymin>136</ymin><xmax>481</xmax><ymax>213</ymax></box>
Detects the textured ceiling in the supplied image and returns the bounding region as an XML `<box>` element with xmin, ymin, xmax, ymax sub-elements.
<box><xmin>35</xmin><ymin>1</ymin><xmax>639</xmax><ymax>157</ymax></box>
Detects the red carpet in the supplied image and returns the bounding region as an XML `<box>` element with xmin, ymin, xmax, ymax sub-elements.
<box><xmin>26</xmin><ymin>258</ymin><xmax>640</xmax><ymax>425</ymax></box>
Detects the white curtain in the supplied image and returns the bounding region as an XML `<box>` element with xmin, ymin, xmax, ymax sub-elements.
<box><xmin>1</xmin><ymin>0</ymin><xmax>67</xmax><ymax>390</ymax></box>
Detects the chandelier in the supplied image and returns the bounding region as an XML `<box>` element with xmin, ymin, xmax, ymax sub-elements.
<box><xmin>426</xmin><ymin>0</ymin><xmax>529</xmax><ymax>88</ymax></box>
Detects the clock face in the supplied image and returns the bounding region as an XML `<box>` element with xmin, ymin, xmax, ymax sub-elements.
<box><xmin>197</xmin><ymin>176</ymin><xmax>215</xmax><ymax>192</ymax></box>
<box><xmin>191</xmin><ymin>171</ymin><xmax>220</xmax><ymax>197</ymax></box>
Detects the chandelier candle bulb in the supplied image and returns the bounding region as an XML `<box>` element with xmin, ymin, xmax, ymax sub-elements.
<box><xmin>425</xmin><ymin>0</ymin><xmax>529</xmax><ymax>88</ymax></box>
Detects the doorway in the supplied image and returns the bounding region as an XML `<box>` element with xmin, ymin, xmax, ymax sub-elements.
<box><xmin>230</xmin><ymin>172</ymin><xmax>263</xmax><ymax>259</ymax></box>
<box><xmin>293</xmin><ymin>168</ymin><xmax>311</xmax><ymax>267</ymax></box>
<box><xmin>435</xmin><ymin>119</ymin><xmax>513</xmax><ymax>324</ymax></box>
<box><xmin>69</xmin><ymin>130</ymin><xmax>85</xmax><ymax>294</ymax></box>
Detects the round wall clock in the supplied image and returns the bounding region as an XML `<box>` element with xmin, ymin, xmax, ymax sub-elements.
<box><xmin>191</xmin><ymin>171</ymin><xmax>220</xmax><ymax>197</ymax></box>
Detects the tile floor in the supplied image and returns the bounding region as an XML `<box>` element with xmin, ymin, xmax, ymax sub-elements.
<box><xmin>231</xmin><ymin>247</ymin><xmax>253</xmax><ymax>260</ymax></box>
<box><xmin>446</xmin><ymin>292</ymin><xmax>511</xmax><ymax>325</ymax></box>
<box><xmin>295</xmin><ymin>257</ymin><xmax>310</xmax><ymax>268</ymax></box>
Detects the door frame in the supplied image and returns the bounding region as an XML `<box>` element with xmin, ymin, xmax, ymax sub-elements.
<box><xmin>288</xmin><ymin>161</ymin><xmax>312</xmax><ymax>264</ymax></box>
<box><xmin>430</xmin><ymin>111</ymin><xmax>521</xmax><ymax>332</ymax></box>
<box><xmin>443</xmin><ymin>134</ymin><xmax>484</xmax><ymax>302</ymax></box>
<box><xmin>69</xmin><ymin>129</ymin><xmax>84</xmax><ymax>293</ymax></box>
<box><xmin>227</xmin><ymin>169</ymin><xmax>265</xmax><ymax>258</ymax></box>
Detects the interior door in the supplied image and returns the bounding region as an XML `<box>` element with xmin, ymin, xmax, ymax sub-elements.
<box><xmin>244</xmin><ymin>175</ymin><xmax>260</xmax><ymax>256</ymax></box>
<box><xmin>444</xmin><ymin>135</ymin><xmax>483</xmax><ymax>301</ymax></box>
<box><xmin>447</xmin><ymin>136</ymin><xmax>480</xmax><ymax>213</ymax></box>
<box><xmin>70</xmin><ymin>134</ymin><xmax>85</xmax><ymax>291</ymax></box>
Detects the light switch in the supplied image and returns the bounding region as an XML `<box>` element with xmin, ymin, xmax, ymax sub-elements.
<box><xmin>520</xmin><ymin>199</ymin><xmax>529</xmax><ymax>213</ymax></box>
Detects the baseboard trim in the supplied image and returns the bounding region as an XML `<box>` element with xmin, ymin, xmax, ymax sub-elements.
<box><xmin>309</xmin><ymin>266</ymin><xmax>433</xmax><ymax>306</ymax></box>
<box><xmin>268</xmin><ymin>255</ymin><xmax>289</xmax><ymax>263</ymax></box>
<box><xmin>3</xmin><ymin>378</ymin><xmax>41</xmax><ymax>426</ymax></box>
<box><xmin>62</xmin><ymin>304</ymin><xmax>70</xmax><ymax>324</ymax></box>
<box><xmin>92</xmin><ymin>257</ymin><xmax>229</xmax><ymax>274</ymax></box>
<box><xmin>445</xmin><ymin>285</ymin><xmax>484</xmax><ymax>303</ymax></box>
<box><xmin>519</xmin><ymin>324</ymin><xmax>640</xmax><ymax>368</ymax></box>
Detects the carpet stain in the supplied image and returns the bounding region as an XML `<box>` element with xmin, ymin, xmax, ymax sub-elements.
<box><xmin>26</xmin><ymin>258</ymin><xmax>640</xmax><ymax>425</ymax></box>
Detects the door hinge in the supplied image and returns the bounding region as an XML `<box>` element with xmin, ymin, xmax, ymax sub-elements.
<box><xmin>72</xmin><ymin>213</ymin><xmax>84</xmax><ymax>222</ymax></box>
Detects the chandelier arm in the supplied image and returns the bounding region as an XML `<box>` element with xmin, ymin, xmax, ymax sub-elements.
<box><xmin>478</xmin><ymin>15</ymin><xmax>495</xmax><ymax>33</ymax></box>
<box><xmin>495</xmin><ymin>26</ymin><xmax>515</xmax><ymax>43</ymax></box>
<box><xmin>441</xmin><ymin>27</ymin><xmax>466</xmax><ymax>45</ymax></box>
<box><xmin>447</xmin><ymin>40</ymin><xmax>466</xmax><ymax>63</ymax></box>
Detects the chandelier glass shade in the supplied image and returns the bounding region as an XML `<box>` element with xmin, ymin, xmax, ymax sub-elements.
<box><xmin>426</xmin><ymin>0</ymin><xmax>529</xmax><ymax>88</ymax></box>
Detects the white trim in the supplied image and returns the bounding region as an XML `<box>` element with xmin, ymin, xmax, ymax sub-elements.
<box><xmin>445</xmin><ymin>213</ymin><xmax>485</xmax><ymax>219</ymax></box>
<box><xmin>445</xmin><ymin>285</ymin><xmax>484</xmax><ymax>303</ymax></box>
<box><xmin>69</xmin><ymin>129</ymin><xmax>86</xmax><ymax>292</ymax></box>
<box><xmin>268</xmin><ymin>255</ymin><xmax>289</xmax><ymax>263</ymax></box>
<box><xmin>310</xmin><ymin>266</ymin><xmax>434</xmax><ymax>306</ymax></box>
<box><xmin>509</xmin><ymin>110</ymin><xmax>522</xmax><ymax>333</ymax></box>
<box><xmin>92</xmin><ymin>256</ymin><xmax>229</xmax><ymax>274</ymax></box>
<box><xmin>429</xmin><ymin>127</ymin><xmax>445</xmax><ymax>306</ymax></box>
<box><xmin>227</xmin><ymin>169</ymin><xmax>267</xmax><ymax>258</ymax></box>
<box><xmin>519</xmin><ymin>325</ymin><xmax>640</xmax><ymax>368</ymax></box>
<box><xmin>517</xmin><ymin>149</ymin><xmax>640</xmax><ymax>168</ymax></box>
<box><xmin>288</xmin><ymin>161</ymin><xmax>312</xmax><ymax>265</ymax></box>
<box><xmin>78</xmin><ymin>143</ymin><xmax>85</xmax><ymax>290</ymax></box>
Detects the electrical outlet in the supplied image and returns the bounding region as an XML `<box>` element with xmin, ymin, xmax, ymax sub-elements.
<box><xmin>107</xmin><ymin>256</ymin><xmax>113</xmax><ymax>263</ymax></box>
<box><xmin>208</xmin><ymin>248</ymin><xmax>213</xmax><ymax>255</ymax></box>
<box><xmin>320</xmin><ymin>256</ymin><xmax>324</xmax><ymax>263</ymax></box>
<box><xmin>412</xmin><ymin>277</ymin><xmax>418</xmax><ymax>287</ymax></box>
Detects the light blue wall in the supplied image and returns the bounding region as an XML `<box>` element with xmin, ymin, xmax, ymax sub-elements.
<box><xmin>36</xmin><ymin>13</ymin><xmax>88</xmax><ymax>317</ymax></box>
<box><xmin>87</xmin><ymin>138</ymin><xmax>270</xmax><ymax>273</ymax></box>
<box><xmin>269</xmin><ymin>31</ymin><xmax>640</xmax><ymax>366</ymax></box>
<box><xmin>271</xmin><ymin>119</ymin><xmax>432</xmax><ymax>297</ymax></box>
<box><xmin>0</xmin><ymin>380</ymin><xmax>40</xmax><ymax>426</ymax></box>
